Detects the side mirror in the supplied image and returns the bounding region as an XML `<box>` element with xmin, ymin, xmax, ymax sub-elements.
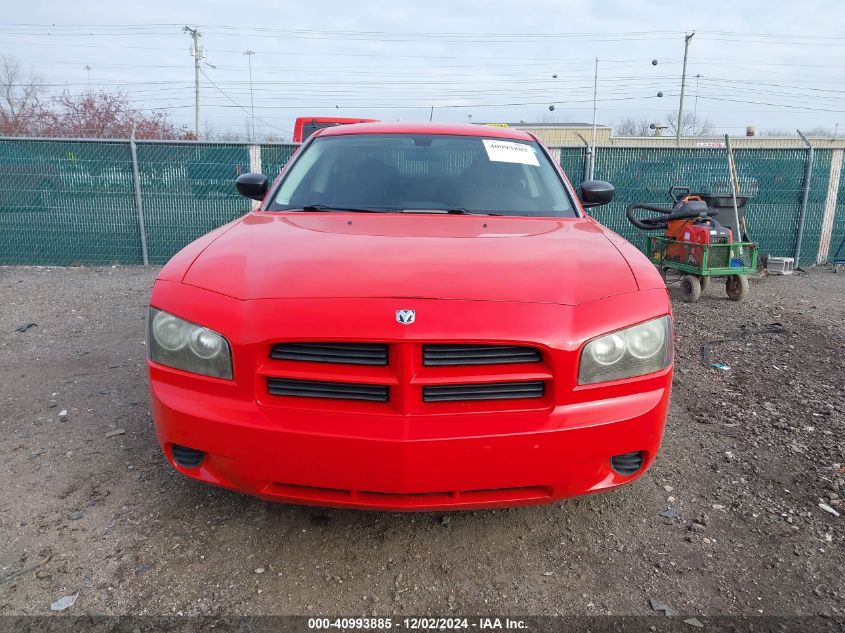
<box><xmin>579</xmin><ymin>180</ymin><xmax>615</xmax><ymax>208</ymax></box>
<box><xmin>236</xmin><ymin>172</ymin><xmax>269</xmax><ymax>201</ymax></box>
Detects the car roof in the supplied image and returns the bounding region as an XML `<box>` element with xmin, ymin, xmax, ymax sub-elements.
<box><xmin>316</xmin><ymin>121</ymin><xmax>535</xmax><ymax>141</ymax></box>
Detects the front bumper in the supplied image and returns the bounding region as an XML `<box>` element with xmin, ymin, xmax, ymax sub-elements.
<box><xmin>148</xmin><ymin>285</ymin><xmax>672</xmax><ymax>511</ymax></box>
<box><xmin>151</xmin><ymin>376</ymin><xmax>669</xmax><ymax>511</ymax></box>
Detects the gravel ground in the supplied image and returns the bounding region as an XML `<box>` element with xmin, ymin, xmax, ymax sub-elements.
<box><xmin>0</xmin><ymin>265</ymin><xmax>842</xmax><ymax>620</ymax></box>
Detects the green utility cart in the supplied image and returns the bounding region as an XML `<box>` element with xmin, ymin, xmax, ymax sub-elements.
<box><xmin>645</xmin><ymin>235</ymin><xmax>758</xmax><ymax>303</ymax></box>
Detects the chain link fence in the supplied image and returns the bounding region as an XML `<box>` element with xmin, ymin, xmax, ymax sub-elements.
<box><xmin>588</xmin><ymin>146</ymin><xmax>835</xmax><ymax>264</ymax></box>
<box><xmin>1</xmin><ymin>137</ymin><xmax>843</xmax><ymax>267</ymax></box>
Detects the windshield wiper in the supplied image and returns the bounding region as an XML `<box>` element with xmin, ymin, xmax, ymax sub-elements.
<box><xmin>299</xmin><ymin>204</ymin><xmax>393</xmax><ymax>213</ymax></box>
<box><xmin>397</xmin><ymin>208</ymin><xmax>505</xmax><ymax>216</ymax></box>
<box><xmin>445</xmin><ymin>208</ymin><xmax>505</xmax><ymax>216</ymax></box>
<box><xmin>298</xmin><ymin>205</ymin><xmax>505</xmax><ymax>216</ymax></box>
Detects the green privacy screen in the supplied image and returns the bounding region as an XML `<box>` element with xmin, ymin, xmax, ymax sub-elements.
<box><xmin>0</xmin><ymin>138</ymin><xmax>839</xmax><ymax>266</ymax></box>
<box><xmin>834</xmin><ymin>157</ymin><xmax>845</xmax><ymax>262</ymax></box>
<box><xmin>135</xmin><ymin>142</ymin><xmax>251</xmax><ymax>264</ymax></box>
<box><xmin>0</xmin><ymin>139</ymin><xmax>140</xmax><ymax>265</ymax></box>
<box><xmin>585</xmin><ymin>146</ymin><xmax>830</xmax><ymax>262</ymax></box>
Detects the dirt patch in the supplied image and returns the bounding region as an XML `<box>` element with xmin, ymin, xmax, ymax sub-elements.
<box><xmin>0</xmin><ymin>266</ymin><xmax>842</xmax><ymax>618</ymax></box>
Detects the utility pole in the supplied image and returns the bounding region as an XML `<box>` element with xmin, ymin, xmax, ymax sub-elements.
<box><xmin>184</xmin><ymin>26</ymin><xmax>203</xmax><ymax>139</ymax></box>
<box><xmin>84</xmin><ymin>65</ymin><xmax>92</xmax><ymax>89</ymax></box>
<box><xmin>244</xmin><ymin>50</ymin><xmax>256</xmax><ymax>142</ymax></box>
<box><xmin>694</xmin><ymin>73</ymin><xmax>701</xmax><ymax>118</ymax></box>
<box><xmin>590</xmin><ymin>57</ymin><xmax>598</xmax><ymax>179</ymax></box>
<box><xmin>676</xmin><ymin>31</ymin><xmax>695</xmax><ymax>146</ymax></box>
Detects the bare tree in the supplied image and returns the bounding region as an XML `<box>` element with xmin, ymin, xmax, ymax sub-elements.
<box><xmin>42</xmin><ymin>90</ymin><xmax>193</xmax><ymax>139</ymax></box>
<box><xmin>760</xmin><ymin>127</ymin><xmax>837</xmax><ymax>137</ymax></box>
<box><xmin>614</xmin><ymin>117</ymin><xmax>654</xmax><ymax>136</ymax></box>
<box><xmin>804</xmin><ymin>126</ymin><xmax>837</xmax><ymax>137</ymax></box>
<box><xmin>665</xmin><ymin>111</ymin><xmax>714</xmax><ymax>137</ymax></box>
<box><xmin>0</xmin><ymin>56</ymin><xmax>45</xmax><ymax>135</ymax></box>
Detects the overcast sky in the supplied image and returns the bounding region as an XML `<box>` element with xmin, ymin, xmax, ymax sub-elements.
<box><xmin>3</xmin><ymin>0</ymin><xmax>845</xmax><ymax>139</ymax></box>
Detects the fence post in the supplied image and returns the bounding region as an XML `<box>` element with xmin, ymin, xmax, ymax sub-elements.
<box><xmin>794</xmin><ymin>130</ymin><xmax>813</xmax><ymax>267</ymax></box>
<box><xmin>576</xmin><ymin>134</ymin><xmax>591</xmax><ymax>184</ymax></box>
<box><xmin>248</xmin><ymin>144</ymin><xmax>262</xmax><ymax>211</ymax></box>
<box><xmin>818</xmin><ymin>149</ymin><xmax>843</xmax><ymax>264</ymax></box>
<box><xmin>129</xmin><ymin>127</ymin><xmax>150</xmax><ymax>266</ymax></box>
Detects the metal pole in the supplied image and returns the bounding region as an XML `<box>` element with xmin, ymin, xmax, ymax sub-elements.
<box><xmin>129</xmin><ymin>126</ymin><xmax>149</xmax><ymax>266</ymax></box>
<box><xmin>795</xmin><ymin>129</ymin><xmax>814</xmax><ymax>267</ymax></box>
<box><xmin>590</xmin><ymin>57</ymin><xmax>598</xmax><ymax>180</ymax></box>
<box><xmin>724</xmin><ymin>134</ymin><xmax>742</xmax><ymax>242</ymax></box>
<box><xmin>576</xmin><ymin>133</ymin><xmax>591</xmax><ymax>186</ymax></box>
<box><xmin>194</xmin><ymin>31</ymin><xmax>201</xmax><ymax>139</ymax></box>
<box><xmin>244</xmin><ymin>50</ymin><xmax>256</xmax><ymax>142</ymax></box>
<box><xmin>694</xmin><ymin>74</ymin><xmax>701</xmax><ymax>118</ymax></box>
<box><xmin>676</xmin><ymin>32</ymin><xmax>695</xmax><ymax>146</ymax></box>
<box><xmin>184</xmin><ymin>27</ymin><xmax>202</xmax><ymax>139</ymax></box>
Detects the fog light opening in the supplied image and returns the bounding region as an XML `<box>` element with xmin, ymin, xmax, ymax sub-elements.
<box><xmin>610</xmin><ymin>451</ymin><xmax>645</xmax><ymax>476</ymax></box>
<box><xmin>171</xmin><ymin>444</ymin><xmax>205</xmax><ymax>468</ymax></box>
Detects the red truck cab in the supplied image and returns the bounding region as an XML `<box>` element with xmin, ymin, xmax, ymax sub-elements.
<box><xmin>292</xmin><ymin>116</ymin><xmax>378</xmax><ymax>142</ymax></box>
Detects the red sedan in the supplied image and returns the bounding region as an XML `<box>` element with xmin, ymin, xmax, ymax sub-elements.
<box><xmin>147</xmin><ymin>123</ymin><xmax>673</xmax><ymax>511</ymax></box>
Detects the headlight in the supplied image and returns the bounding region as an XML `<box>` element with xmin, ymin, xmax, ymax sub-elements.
<box><xmin>148</xmin><ymin>308</ymin><xmax>233</xmax><ymax>379</ymax></box>
<box><xmin>578</xmin><ymin>316</ymin><xmax>672</xmax><ymax>385</ymax></box>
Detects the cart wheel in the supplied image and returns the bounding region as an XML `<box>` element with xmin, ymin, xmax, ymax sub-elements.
<box><xmin>699</xmin><ymin>275</ymin><xmax>711</xmax><ymax>293</ymax></box>
<box><xmin>726</xmin><ymin>275</ymin><xmax>749</xmax><ymax>301</ymax></box>
<box><xmin>680</xmin><ymin>275</ymin><xmax>702</xmax><ymax>302</ymax></box>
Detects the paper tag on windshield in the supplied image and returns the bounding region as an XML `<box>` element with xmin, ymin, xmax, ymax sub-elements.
<box><xmin>482</xmin><ymin>139</ymin><xmax>540</xmax><ymax>166</ymax></box>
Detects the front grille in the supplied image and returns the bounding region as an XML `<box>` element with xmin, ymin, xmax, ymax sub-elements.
<box><xmin>423</xmin><ymin>381</ymin><xmax>545</xmax><ymax>402</ymax></box>
<box><xmin>423</xmin><ymin>344</ymin><xmax>541</xmax><ymax>366</ymax></box>
<box><xmin>270</xmin><ymin>342</ymin><xmax>388</xmax><ymax>366</ymax></box>
<box><xmin>263</xmin><ymin>482</ymin><xmax>552</xmax><ymax>508</ymax></box>
<box><xmin>267</xmin><ymin>378</ymin><xmax>388</xmax><ymax>402</ymax></box>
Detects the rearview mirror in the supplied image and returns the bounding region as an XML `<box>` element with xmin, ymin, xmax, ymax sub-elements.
<box><xmin>236</xmin><ymin>173</ymin><xmax>269</xmax><ymax>200</ymax></box>
<box><xmin>579</xmin><ymin>180</ymin><xmax>615</xmax><ymax>208</ymax></box>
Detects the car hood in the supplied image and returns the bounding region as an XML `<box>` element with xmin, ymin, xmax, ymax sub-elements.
<box><xmin>182</xmin><ymin>213</ymin><xmax>638</xmax><ymax>305</ymax></box>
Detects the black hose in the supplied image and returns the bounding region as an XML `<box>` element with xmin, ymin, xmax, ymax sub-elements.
<box><xmin>625</xmin><ymin>202</ymin><xmax>675</xmax><ymax>230</ymax></box>
<box><xmin>626</xmin><ymin>202</ymin><xmax>719</xmax><ymax>231</ymax></box>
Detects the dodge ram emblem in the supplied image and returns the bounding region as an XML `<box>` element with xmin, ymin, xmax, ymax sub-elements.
<box><xmin>396</xmin><ymin>309</ymin><xmax>416</xmax><ymax>325</ymax></box>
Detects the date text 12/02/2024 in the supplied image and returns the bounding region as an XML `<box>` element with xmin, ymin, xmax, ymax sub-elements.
<box><xmin>307</xmin><ymin>617</ymin><xmax>528</xmax><ymax>630</ymax></box>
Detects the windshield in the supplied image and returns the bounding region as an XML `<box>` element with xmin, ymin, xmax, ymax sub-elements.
<box><xmin>268</xmin><ymin>134</ymin><xmax>576</xmax><ymax>217</ymax></box>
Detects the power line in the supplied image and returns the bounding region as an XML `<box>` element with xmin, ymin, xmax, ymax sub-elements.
<box><xmin>199</xmin><ymin>68</ymin><xmax>290</xmax><ymax>135</ymax></box>
<box><xmin>5</xmin><ymin>23</ymin><xmax>845</xmax><ymax>40</ymax></box>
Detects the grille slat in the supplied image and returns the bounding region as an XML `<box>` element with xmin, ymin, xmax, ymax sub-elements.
<box><xmin>271</xmin><ymin>342</ymin><xmax>388</xmax><ymax>366</ymax></box>
<box><xmin>424</xmin><ymin>344</ymin><xmax>541</xmax><ymax>366</ymax></box>
<box><xmin>423</xmin><ymin>381</ymin><xmax>545</xmax><ymax>403</ymax></box>
<box><xmin>267</xmin><ymin>378</ymin><xmax>388</xmax><ymax>402</ymax></box>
